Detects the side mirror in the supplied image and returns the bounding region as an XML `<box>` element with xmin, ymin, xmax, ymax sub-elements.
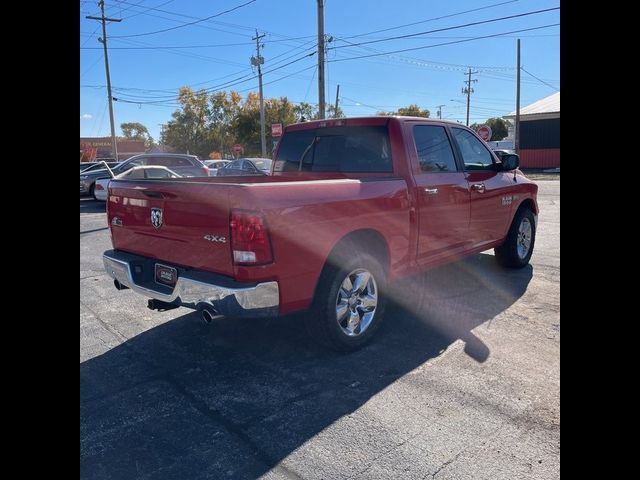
<box><xmin>500</xmin><ymin>153</ymin><xmax>519</xmax><ymax>171</ymax></box>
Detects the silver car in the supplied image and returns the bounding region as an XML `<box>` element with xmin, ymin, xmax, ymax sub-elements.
<box><xmin>80</xmin><ymin>153</ymin><xmax>209</xmax><ymax>199</ymax></box>
<box><xmin>216</xmin><ymin>158</ymin><xmax>273</xmax><ymax>176</ymax></box>
<box><xmin>203</xmin><ymin>159</ymin><xmax>232</xmax><ymax>176</ymax></box>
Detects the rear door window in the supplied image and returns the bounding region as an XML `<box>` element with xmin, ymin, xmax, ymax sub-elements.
<box><xmin>412</xmin><ymin>125</ymin><xmax>458</xmax><ymax>172</ymax></box>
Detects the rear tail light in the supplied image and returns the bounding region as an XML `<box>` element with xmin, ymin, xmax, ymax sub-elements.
<box><xmin>95</xmin><ymin>183</ymin><xmax>105</xmax><ymax>190</ymax></box>
<box><xmin>230</xmin><ymin>210</ymin><xmax>273</xmax><ymax>265</ymax></box>
<box><xmin>202</xmin><ymin>166</ymin><xmax>210</xmax><ymax>176</ymax></box>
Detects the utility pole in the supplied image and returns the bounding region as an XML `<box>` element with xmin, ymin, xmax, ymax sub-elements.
<box><xmin>436</xmin><ymin>104</ymin><xmax>445</xmax><ymax>119</ymax></box>
<box><xmin>334</xmin><ymin>84</ymin><xmax>340</xmax><ymax>118</ymax></box>
<box><xmin>317</xmin><ymin>0</ymin><xmax>326</xmax><ymax>119</ymax></box>
<box><xmin>86</xmin><ymin>1</ymin><xmax>121</xmax><ymax>160</ymax></box>
<box><xmin>251</xmin><ymin>30</ymin><xmax>266</xmax><ymax>157</ymax></box>
<box><xmin>462</xmin><ymin>67</ymin><xmax>478</xmax><ymax>126</ymax></box>
<box><xmin>515</xmin><ymin>38</ymin><xmax>521</xmax><ymax>154</ymax></box>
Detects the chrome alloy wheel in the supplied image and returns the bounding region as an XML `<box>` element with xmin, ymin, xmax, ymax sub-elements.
<box><xmin>517</xmin><ymin>217</ymin><xmax>532</xmax><ymax>259</ymax></box>
<box><xmin>335</xmin><ymin>269</ymin><xmax>378</xmax><ymax>336</ymax></box>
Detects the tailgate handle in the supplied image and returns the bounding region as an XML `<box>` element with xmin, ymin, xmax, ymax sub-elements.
<box><xmin>142</xmin><ymin>191</ymin><xmax>165</xmax><ymax>198</ymax></box>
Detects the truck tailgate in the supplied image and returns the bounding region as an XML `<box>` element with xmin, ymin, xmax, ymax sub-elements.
<box><xmin>107</xmin><ymin>180</ymin><xmax>235</xmax><ymax>277</ymax></box>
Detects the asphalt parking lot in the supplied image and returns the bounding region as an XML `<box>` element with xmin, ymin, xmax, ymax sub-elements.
<box><xmin>80</xmin><ymin>180</ymin><xmax>560</xmax><ymax>480</ymax></box>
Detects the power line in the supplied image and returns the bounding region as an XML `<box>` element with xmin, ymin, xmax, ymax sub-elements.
<box><xmin>120</xmin><ymin>0</ymin><xmax>176</xmax><ymax>20</ymax></box>
<box><xmin>333</xmin><ymin>35</ymin><xmax>515</xmax><ymax>72</ymax></box>
<box><xmin>80</xmin><ymin>52</ymin><xmax>104</xmax><ymax>78</ymax></box>
<box><xmin>328</xmin><ymin>24</ymin><xmax>560</xmax><ymax>63</ymax></box>
<box><xmin>522</xmin><ymin>67</ymin><xmax>559</xmax><ymax>91</ymax></box>
<box><xmin>112</xmin><ymin>36</ymin><xmax>249</xmax><ymax>67</ymax></box>
<box><xmin>103</xmin><ymin>50</ymin><xmax>317</xmax><ymax>102</ymax></box>
<box><xmin>112</xmin><ymin>0</ymin><xmax>316</xmax><ymax>44</ymax></box>
<box><xmin>81</xmin><ymin>41</ymin><xmax>255</xmax><ymax>49</ymax></box>
<box><xmin>113</xmin><ymin>64</ymin><xmax>318</xmax><ymax>108</ymax></box>
<box><xmin>343</xmin><ymin>0</ymin><xmax>521</xmax><ymax>39</ymax></box>
<box><xmin>111</xmin><ymin>0</ymin><xmax>257</xmax><ymax>38</ymax></box>
<box><xmin>81</xmin><ymin>25</ymin><xmax>101</xmax><ymax>47</ymax></box>
<box><xmin>332</xmin><ymin>7</ymin><xmax>560</xmax><ymax>50</ymax></box>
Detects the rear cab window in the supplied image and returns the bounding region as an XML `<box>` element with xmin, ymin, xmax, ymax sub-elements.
<box><xmin>274</xmin><ymin>125</ymin><xmax>393</xmax><ymax>173</ymax></box>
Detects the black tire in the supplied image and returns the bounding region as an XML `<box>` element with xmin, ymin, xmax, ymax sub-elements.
<box><xmin>495</xmin><ymin>207</ymin><xmax>536</xmax><ymax>268</ymax></box>
<box><xmin>89</xmin><ymin>183</ymin><xmax>96</xmax><ymax>200</ymax></box>
<box><xmin>306</xmin><ymin>250</ymin><xmax>387</xmax><ymax>352</ymax></box>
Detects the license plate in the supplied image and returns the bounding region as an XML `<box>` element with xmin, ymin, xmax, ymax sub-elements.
<box><xmin>155</xmin><ymin>263</ymin><xmax>177</xmax><ymax>287</ymax></box>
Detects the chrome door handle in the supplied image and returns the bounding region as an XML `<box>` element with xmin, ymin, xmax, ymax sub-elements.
<box><xmin>424</xmin><ymin>188</ymin><xmax>439</xmax><ymax>195</ymax></box>
<box><xmin>471</xmin><ymin>183</ymin><xmax>485</xmax><ymax>193</ymax></box>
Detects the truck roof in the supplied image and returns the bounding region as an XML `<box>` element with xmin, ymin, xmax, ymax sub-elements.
<box><xmin>285</xmin><ymin>115</ymin><xmax>463</xmax><ymax>132</ymax></box>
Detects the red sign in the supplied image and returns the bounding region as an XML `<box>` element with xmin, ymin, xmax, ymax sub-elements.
<box><xmin>477</xmin><ymin>125</ymin><xmax>492</xmax><ymax>142</ymax></box>
<box><xmin>271</xmin><ymin>123</ymin><xmax>283</xmax><ymax>137</ymax></box>
<box><xmin>232</xmin><ymin>144</ymin><xmax>243</xmax><ymax>154</ymax></box>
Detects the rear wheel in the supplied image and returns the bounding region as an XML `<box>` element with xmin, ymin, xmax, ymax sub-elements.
<box><xmin>495</xmin><ymin>207</ymin><xmax>536</xmax><ymax>268</ymax></box>
<box><xmin>306</xmin><ymin>251</ymin><xmax>387</xmax><ymax>351</ymax></box>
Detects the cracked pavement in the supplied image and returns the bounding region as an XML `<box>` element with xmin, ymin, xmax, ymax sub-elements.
<box><xmin>80</xmin><ymin>180</ymin><xmax>559</xmax><ymax>479</ymax></box>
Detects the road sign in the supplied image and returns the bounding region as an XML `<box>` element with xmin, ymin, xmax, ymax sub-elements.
<box><xmin>477</xmin><ymin>125</ymin><xmax>492</xmax><ymax>142</ymax></box>
<box><xmin>271</xmin><ymin>123</ymin><xmax>283</xmax><ymax>137</ymax></box>
<box><xmin>232</xmin><ymin>144</ymin><xmax>243</xmax><ymax>154</ymax></box>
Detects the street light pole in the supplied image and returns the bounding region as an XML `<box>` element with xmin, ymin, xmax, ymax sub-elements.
<box><xmin>86</xmin><ymin>1</ymin><xmax>121</xmax><ymax>160</ymax></box>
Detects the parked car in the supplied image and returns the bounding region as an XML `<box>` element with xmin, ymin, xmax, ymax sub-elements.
<box><xmin>80</xmin><ymin>161</ymin><xmax>119</xmax><ymax>173</ymax></box>
<box><xmin>103</xmin><ymin>116</ymin><xmax>538</xmax><ymax>351</ymax></box>
<box><xmin>203</xmin><ymin>159</ymin><xmax>232</xmax><ymax>176</ymax></box>
<box><xmin>216</xmin><ymin>158</ymin><xmax>272</xmax><ymax>176</ymax></box>
<box><xmin>93</xmin><ymin>166</ymin><xmax>182</xmax><ymax>201</ymax></box>
<box><xmin>81</xmin><ymin>153</ymin><xmax>208</xmax><ymax>199</ymax></box>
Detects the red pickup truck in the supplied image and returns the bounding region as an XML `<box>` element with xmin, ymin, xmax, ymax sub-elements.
<box><xmin>103</xmin><ymin>116</ymin><xmax>538</xmax><ymax>350</ymax></box>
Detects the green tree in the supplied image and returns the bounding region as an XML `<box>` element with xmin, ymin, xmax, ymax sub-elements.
<box><xmin>235</xmin><ymin>94</ymin><xmax>299</xmax><ymax>156</ymax></box>
<box><xmin>326</xmin><ymin>104</ymin><xmax>345</xmax><ymax>119</ymax></box>
<box><xmin>294</xmin><ymin>102</ymin><xmax>316</xmax><ymax>122</ymax></box>
<box><xmin>377</xmin><ymin>104</ymin><xmax>430</xmax><ymax>118</ymax></box>
<box><xmin>120</xmin><ymin>122</ymin><xmax>154</xmax><ymax>149</ymax></box>
<box><xmin>209</xmin><ymin>90</ymin><xmax>242</xmax><ymax>157</ymax></box>
<box><xmin>160</xmin><ymin>87</ymin><xmax>212</xmax><ymax>158</ymax></box>
<box><xmin>470</xmin><ymin>118</ymin><xmax>512</xmax><ymax>141</ymax></box>
<box><xmin>265</xmin><ymin>96</ymin><xmax>297</xmax><ymax>152</ymax></box>
<box><xmin>233</xmin><ymin>92</ymin><xmax>262</xmax><ymax>155</ymax></box>
<box><xmin>485</xmin><ymin>117</ymin><xmax>512</xmax><ymax>141</ymax></box>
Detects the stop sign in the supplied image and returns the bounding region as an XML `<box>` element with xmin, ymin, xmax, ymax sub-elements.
<box><xmin>232</xmin><ymin>144</ymin><xmax>243</xmax><ymax>154</ymax></box>
<box><xmin>271</xmin><ymin>123</ymin><xmax>283</xmax><ymax>137</ymax></box>
<box><xmin>477</xmin><ymin>125</ymin><xmax>492</xmax><ymax>142</ymax></box>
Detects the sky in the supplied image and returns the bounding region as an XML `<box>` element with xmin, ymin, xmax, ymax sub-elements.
<box><xmin>79</xmin><ymin>0</ymin><xmax>560</xmax><ymax>141</ymax></box>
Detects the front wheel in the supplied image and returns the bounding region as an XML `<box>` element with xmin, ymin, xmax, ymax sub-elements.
<box><xmin>495</xmin><ymin>207</ymin><xmax>536</xmax><ymax>268</ymax></box>
<box><xmin>306</xmin><ymin>252</ymin><xmax>387</xmax><ymax>351</ymax></box>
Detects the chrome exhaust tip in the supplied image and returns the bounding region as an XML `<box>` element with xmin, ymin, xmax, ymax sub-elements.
<box><xmin>197</xmin><ymin>303</ymin><xmax>219</xmax><ymax>324</ymax></box>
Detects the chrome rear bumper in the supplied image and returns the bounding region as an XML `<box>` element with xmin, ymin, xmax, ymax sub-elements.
<box><xmin>103</xmin><ymin>250</ymin><xmax>279</xmax><ymax>318</ymax></box>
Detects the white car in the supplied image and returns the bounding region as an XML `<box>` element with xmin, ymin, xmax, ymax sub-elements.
<box><xmin>93</xmin><ymin>165</ymin><xmax>181</xmax><ymax>201</ymax></box>
<box><xmin>203</xmin><ymin>159</ymin><xmax>232</xmax><ymax>176</ymax></box>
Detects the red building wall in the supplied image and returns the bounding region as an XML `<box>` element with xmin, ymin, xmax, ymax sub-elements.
<box><xmin>519</xmin><ymin>148</ymin><xmax>560</xmax><ymax>169</ymax></box>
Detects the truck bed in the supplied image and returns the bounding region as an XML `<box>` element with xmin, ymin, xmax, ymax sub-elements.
<box><xmin>107</xmin><ymin>174</ymin><xmax>411</xmax><ymax>313</ymax></box>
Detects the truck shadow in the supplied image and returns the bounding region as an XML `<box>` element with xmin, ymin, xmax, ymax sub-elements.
<box><xmin>80</xmin><ymin>253</ymin><xmax>532</xmax><ymax>479</ymax></box>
